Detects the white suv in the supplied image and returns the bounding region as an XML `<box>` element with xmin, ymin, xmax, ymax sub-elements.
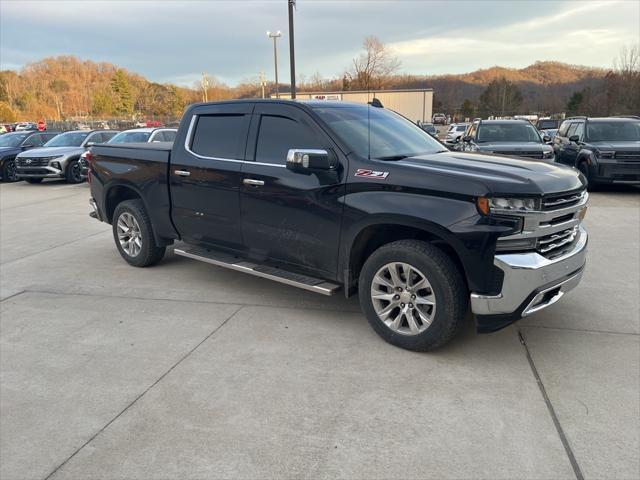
<box><xmin>445</xmin><ymin>123</ymin><xmax>469</xmax><ymax>146</ymax></box>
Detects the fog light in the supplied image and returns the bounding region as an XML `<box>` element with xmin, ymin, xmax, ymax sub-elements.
<box><xmin>52</xmin><ymin>161</ymin><xmax>61</xmax><ymax>169</ymax></box>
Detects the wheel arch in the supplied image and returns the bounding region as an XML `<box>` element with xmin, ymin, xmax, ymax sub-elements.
<box><xmin>104</xmin><ymin>182</ymin><xmax>145</xmax><ymax>224</ymax></box>
<box><xmin>341</xmin><ymin>217</ymin><xmax>469</xmax><ymax>297</ymax></box>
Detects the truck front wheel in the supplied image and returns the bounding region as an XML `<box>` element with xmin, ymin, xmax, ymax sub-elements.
<box><xmin>112</xmin><ymin>199</ymin><xmax>165</xmax><ymax>267</ymax></box>
<box><xmin>358</xmin><ymin>240</ymin><xmax>467</xmax><ymax>351</ymax></box>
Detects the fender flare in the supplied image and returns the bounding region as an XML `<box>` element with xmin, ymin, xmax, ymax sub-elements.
<box><xmin>339</xmin><ymin>213</ymin><xmax>470</xmax><ymax>285</ymax></box>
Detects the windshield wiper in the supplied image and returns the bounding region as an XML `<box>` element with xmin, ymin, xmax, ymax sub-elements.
<box><xmin>376</xmin><ymin>152</ymin><xmax>430</xmax><ymax>161</ymax></box>
<box><xmin>376</xmin><ymin>154</ymin><xmax>412</xmax><ymax>161</ymax></box>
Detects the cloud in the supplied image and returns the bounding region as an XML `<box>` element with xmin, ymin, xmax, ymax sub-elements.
<box><xmin>1</xmin><ymin>0</ymin><xmax>638</xmax><ymax>84</ymax></box>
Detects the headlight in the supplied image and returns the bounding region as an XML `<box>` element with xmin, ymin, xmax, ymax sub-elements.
<box><xmin>596</xmin><ymin>150</ymin><xmax>615</xmax><ymax>159</ymax></box>
<box><xmin>477</xmin><ymin>197</ymin><xmax>539</xmax><ymax>215</ymax></box>
<box><xmin>543</xmin><ymin>151</ymin><xmax>554</xmax><ymax>159</ymax></box>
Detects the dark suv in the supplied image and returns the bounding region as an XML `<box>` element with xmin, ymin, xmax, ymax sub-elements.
<box><xmin>553</xmin><ymin>116</ymin><xmax>640</xmax><ymax>186</ymax></box>
<box><xmin>0</xmin><ymin>131</ymin><xmax>60</xmax><ymax>182</ymax></box>
<box><xmin>461</xmin><ymin>119</ymin><xmax>555</xmax><ymax>160</ymax></box>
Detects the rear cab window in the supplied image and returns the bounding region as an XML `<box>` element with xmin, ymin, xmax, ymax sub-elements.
<box><xmin>190</xmin><ymin>115</ymin><xmax>249</xmax><ymax>159</ymax></box>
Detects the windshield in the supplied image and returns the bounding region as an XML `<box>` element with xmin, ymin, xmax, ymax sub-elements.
<box><xmin>108</xmin><ymin>131</ymin><xmax>151</xmax><ymax>144</ymax></box>
<box><xmin>44</xmin><ymin>131</ymin><xmax>90</xmax><ymax>147</ymax></box>
<box><xmin>477</xmin><ymin>123</ymin><xmax>542</xmax><ymax>143</ymax></box>
<box><xmin>314</xmin><ymin>105</ymin><xmax>444</xmax><ymax>159</ymax></box>
<box><xmin>0</xmin><ymin>133</ymin><xmax>29</xmax><ymax>147</ymax></box>
<box><xmin>587</xmin><ymin>121</ymin><xmax>640</xmax><ymax>142</ymax></box>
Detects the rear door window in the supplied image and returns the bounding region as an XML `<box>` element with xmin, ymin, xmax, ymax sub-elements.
<box><xmin>191</xmin><ymin>115</ymin><xmax>248</xmax><ymax>159</ymax></box>
<box><xmin>255</xmin><ymin>115</ymin><xmax>322</xmax><ymax>165</ymax></box>
<box><xmin>557</xmin><ymin>121</ymin><xmax>571</xmax><ymax>137</ymax></box>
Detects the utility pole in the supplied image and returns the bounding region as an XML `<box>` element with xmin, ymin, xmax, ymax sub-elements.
<box><xmin>267</xmin><ymin>30</ymin><xmax>282</xmax><ymax>98</ymax></box>
<box><xmin>259</xmin><ymin>70</ymin><xmax>266</xmax><ymax>99</ymax></box>
<box><xmin>288</xmin><ymin>0</ymin><xmax>296</xmax><ymax>99</ymax></box>
<box><xmin>201</xmin><ymin>73</ymin><xmax>210</xmax><ymax>103</ymax></box>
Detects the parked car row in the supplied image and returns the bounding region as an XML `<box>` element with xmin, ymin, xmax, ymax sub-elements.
<box><xmin>0</xmin><ymin>127</ymin><xmax>177</xmax><ymax>183</ymax></box>
<box><xmin>443</xmin><ymin>116</ymin><xmax>639</xmax><ymax>188</ymax></box>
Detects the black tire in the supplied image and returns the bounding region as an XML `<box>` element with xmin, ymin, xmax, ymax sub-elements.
<box><xmin>577</xmin><ymin>161</ymin><xmax>596</xmax><ymax>190</ymax></box>
<box><xmin>2</xmin><ymin>159</ymin><xmax>19</xmax><ymax>182</ymax></box>
<box><xmin>25</xmin><ymin>178</ymin><xmax>43</xmax><ymax>184</ymax></box>
<box><xmin>65</xmin><ymin>159</ymin><xmax>84</xmax><ymax>184</ymax></box>
<box><xmin>358</xmin><ymin>240</ymin><xmax>467</xmax><ymax>352</ymax></box>
<box><xmin>112</xmin><ymin>199</ymin><xmax>165</xmax><ymax>267</ymax></box>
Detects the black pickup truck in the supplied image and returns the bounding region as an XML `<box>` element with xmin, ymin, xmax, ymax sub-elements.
<box><xmin>88</xmin><ymin>100</ymin><xmax>589</xmax><ymax>351</ymax></box>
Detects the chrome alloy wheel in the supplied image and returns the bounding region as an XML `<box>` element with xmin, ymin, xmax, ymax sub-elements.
<box><xmin>371</xmin><ymin>262</ymin><xmax>436</xmax><ymax>335</ymax></box>
<box><xmin>116</xmin><ymin>212</ymin><xmax>142</xmax><ymax>257</ymax></box>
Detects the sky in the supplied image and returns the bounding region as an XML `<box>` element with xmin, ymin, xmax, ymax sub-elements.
<box><xmin>1</xmin><ymin>0</ymin><xmax>638</xmax><ymax>87</ymax></box>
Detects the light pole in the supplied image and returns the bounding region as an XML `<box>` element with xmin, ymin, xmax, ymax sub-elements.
<box><xmin>288</xmin><ymin>0</ymin><xmax>296</xmax><ymax>99</ymax></box>
<box><xmin>267</xmin><ymin>30</ymin><xmax>281</xmax><ymax>98</ymax></box>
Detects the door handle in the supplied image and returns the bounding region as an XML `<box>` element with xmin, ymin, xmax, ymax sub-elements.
<box><xmin>243</xmin><ymin>179</ymin><xmax>264</xmax><ymax>186</ymax></box>
<box><xmin>174</xmin><ymin>170</ymin><xmax>191</xmax><ymax>177</ymax></box>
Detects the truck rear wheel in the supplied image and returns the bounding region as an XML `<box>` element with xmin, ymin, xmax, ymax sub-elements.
<box><xmin>112</xmin><ymin>199</ymin><xmax>165</xmax><ymax>267</ymax></box>
<box><xmin>358</xmin><ymin>240</ymin><xmax>467</xmax><ymax>351</ymax></box>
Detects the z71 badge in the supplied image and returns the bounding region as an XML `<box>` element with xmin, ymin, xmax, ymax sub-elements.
<box><xmin>355</xmin><ymin>169</ymin><xmax>389</xmax><ymax>179</ymax></box>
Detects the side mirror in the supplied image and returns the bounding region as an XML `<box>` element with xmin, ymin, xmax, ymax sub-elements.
<box><xmin>569</xmin><ymin>135</ymin><xmax>579</xmax><ymax>143</ymax></box>
<box><xmin>85</xmin><ymin>141</ymin><xmax>96</xmax><ymax>147</ymax></box>
<box><xmin>286</xmin><ymin>149</ymin><xmax>333</xmax><ymax>171</ymax></box>
<box><xmin>22</xmin><ymin>144</ymin><xmax>35</xmax><ymax>149</ymax></box>
<box><xmin>543</xmin><ymin>135</ymin><xmax>551</xmax><ymax>143</ymax></box>
<box><xmin>463</xmin><ymin>135</ymin><xmax>472</xmax><ymax>143</ymax></box>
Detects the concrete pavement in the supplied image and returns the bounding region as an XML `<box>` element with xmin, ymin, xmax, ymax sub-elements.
<box><xmin>1</xmin><ymin>180</ymin><xmax>638</xmax><ymax>480</ymax></box>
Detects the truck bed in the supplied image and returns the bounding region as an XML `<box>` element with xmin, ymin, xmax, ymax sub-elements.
<box><xmin>90</xmin><ymin>141</ymin><xmax>177</xmax><ymax>243</ymax></box>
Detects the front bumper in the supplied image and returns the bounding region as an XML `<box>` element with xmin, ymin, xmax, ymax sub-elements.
<box><xmin>589</xmin><ymin>160</ymin><xmax>640</xmax><ymax>184</ymax></box>
<box><xmin>471</xmin><ymin>226</ymin><xmax>588</xmax><ymax>332</ymax></box>
<box><xmin>16</xmin><ymin>165</ymin><xmax>63</xmax><ymax>178</ymax></box>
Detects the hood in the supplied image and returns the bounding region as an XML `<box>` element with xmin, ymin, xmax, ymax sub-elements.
<box><xmin>16</xmin><ymin>146</ymin><xmax>84</xmax><ymax>158</ymax></box>
<box><xmin>589</xmin><ymin>141</ymin><xmax>640</xmax><ymax>151</ymax></box>
<box><xmin>0</xmin><ymin>146</ymin><xmax>20</xmax><ymax>157</ymax></box>
<box><xmin>394</xmin><ymin>151</ymin><xmax>585</xmax><ymax>195</ymax></box>
<box><xmin>476</xmin><ymin>142</ymin><xmax>550</xmax><ymax>152</ymax></box>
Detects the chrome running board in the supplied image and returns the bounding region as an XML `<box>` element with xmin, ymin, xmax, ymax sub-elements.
<box><xmin>174</xmin><ymin>247</ymin><xmax>341</xmax><ymax>296</ymax></box>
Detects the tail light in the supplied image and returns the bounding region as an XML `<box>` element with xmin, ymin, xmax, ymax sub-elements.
<box><xmin>85</xmin><ymin>151</ymin><xmax>94</xmax><ymax>185</ymax></box>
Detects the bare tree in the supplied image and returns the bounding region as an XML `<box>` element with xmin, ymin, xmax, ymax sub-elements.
<box><xmin>610</xmin><ymin>44</ymin><xmax>640</xmax><ymax>114</ymax></box>
<box><xmin>614</xmin><ymin>44</ymin><xmax>639</xmax><ymax>75</ymax></box>
<box><xmin>346</xmin><ymin>36</ymin><xmax>401</xmax><ymax>90</ymax></box>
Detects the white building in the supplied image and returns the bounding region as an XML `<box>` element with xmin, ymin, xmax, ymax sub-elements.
<box><xmin>275</xmin><ymin>89</ymin><xmax>434</xmax><ymax>123</ymax></box>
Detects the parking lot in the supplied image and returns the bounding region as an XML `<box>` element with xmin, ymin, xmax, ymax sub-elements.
<box><xmin>0</xmin><ymin>180</ymin><xmax>638</xmax><ymax>480</ymax></box>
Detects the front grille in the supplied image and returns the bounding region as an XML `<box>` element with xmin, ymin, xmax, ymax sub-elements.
<box><xmin>537</xmin><ymin>226</ymin><xmax>578</xmax><ymax>256</ymax></box>
<box><xmin>542</xmin><ymin>189</ymin><xmax>586</xmax><ymax>210</ymax></box>
<box><xmin>16</xmin><ymin>157</ymin><xmax>50</xmax><ymax>167</ymax></box>
<box><xmin>498</xmin><ymin>151</ymin><xmax>544</xmax><ymax>159</ymax></box>
<box><xmin>614</xmin><ymin>152</ymin><xmax>640</xmax><ymax>161</ymax></box>
<box><xmin>599</xmin><ymin>164</ymin><xmax>640</xmax><ymax>179</ymax></box>
<box><xmin>18</xmin><ymin>169</ymin><xmax>50</xmax><ymax>175</ymax></box>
